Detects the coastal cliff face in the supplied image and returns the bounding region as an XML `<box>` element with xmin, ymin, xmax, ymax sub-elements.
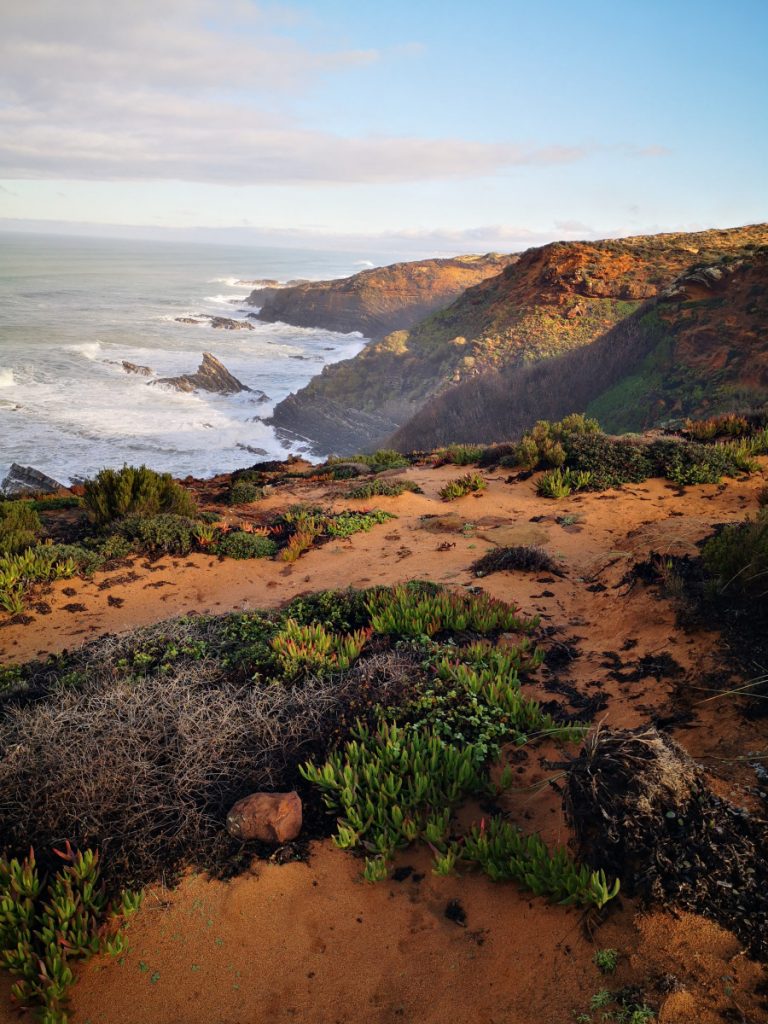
<box><xmin>390</xmin><ymin>247</ymin><xmax>768</xmax><ymax>450</ymax></box>
<box><xmin>269</xmin><ymin>224</ymin><xmax>768</xmax><ymax>454</ymax></box>
<box><xmin>247</xmin><ymin>253</ymin><xmax>515</xmax><ymax>339</ymax></box>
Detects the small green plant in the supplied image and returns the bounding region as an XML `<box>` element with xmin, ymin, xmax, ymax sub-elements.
<box><xmin>271</xmin><ymin>618</ymin><xmax>370</xmax><ymax>679</ymax></box>
<box><xmin>438</xmin><ymin>472</ymin><xmax>486</xmax><ymax>501</ymax></box>
<box><xmin>702</xmin><ymin>510</ymin><xmax>768</xmax><ymax>596</ymax></box>
<box><xmin>228</xmin><ymin>480</ymin><xmax>265</xmax><ymax>505</ymax></box>
<box><xmin>213</xmin><ymin>530</ymin><xmax>277</xmax><ymax>560</ymax></box>
<box><xmin>594</xmin><ymin>948</ymin><xmax>619</xmax><ymax>974</ymax></box>
<box><xmin>326</xmin><ymin>510</ymin><xmax>395</xmax><ymax>537</ymax></box>
<box><xmin>445</xmin><ymin>444</ymin><xmax>485</xmax><ymax>466</ymax></box>
<box><xmin>0</xmin><ymin>843</ymin><xmax>141</xmax><ymax>1023</ymax></box>
<box><xmin>536</xmin><ymin>467</ymin><xmax>572</xmax><ymax>498</ymax></box>
<box><xmin>83</xmin><ymin>464</ymin><xmax>196</xmax><ymax>525</ymax></box>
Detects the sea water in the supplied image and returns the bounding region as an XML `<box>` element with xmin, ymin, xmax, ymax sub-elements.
<box><xmin>0</xmin><ymin>232</ymin><xmax>394</xmax><ymax>484</ymax></box>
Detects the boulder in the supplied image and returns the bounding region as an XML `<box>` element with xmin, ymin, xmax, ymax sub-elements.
<box><xmin>226</xmin><ymin>791</ymin><xmax>302</xmax><ymax>843</ymax></box>
<box><xmin>155</xmin><ymin>352</ymin><xmax>252</xmax><ymax>395</ymax></box>
<box><xmin>1</xmin><ymin>463</ymin><xmax>67</xmax><ymax>497</ymax></box>
<box><xmin>209</xmin><ymin>317</ymin><xmax>254</xmax><ymax>331</ymax></box>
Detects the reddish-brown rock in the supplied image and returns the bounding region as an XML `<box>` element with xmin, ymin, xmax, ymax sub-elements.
<box><xmin>226</xmin><ymin>791</ymin><xmax>302</xmax><ymax>843</ymax></box>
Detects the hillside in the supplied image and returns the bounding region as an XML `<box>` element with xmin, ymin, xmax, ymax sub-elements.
<box><xmin>269</xmin><ymin>224</ymin><xmax>768</xmax><ymax>454</ymax></box>
<box><xmin>247</xmin><ymin>252</ymin><xmax>514</xmax><ymax>339</ymax></box>
<box><xmin>392</xmin><ymin>245</ymin><xmax>768</xmax><ymax>450</ymax></box>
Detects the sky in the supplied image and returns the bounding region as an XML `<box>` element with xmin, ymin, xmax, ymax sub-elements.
<box><xmin>0</xmin><ymin>0</ymin><xmax>766</xmax><ymax>254</ymax></box>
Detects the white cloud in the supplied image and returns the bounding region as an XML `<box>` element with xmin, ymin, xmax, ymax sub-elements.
<box><xmin>0</xmin><ymin>0</ymin><xmax>602</xmax><ymax>185</ymax></box>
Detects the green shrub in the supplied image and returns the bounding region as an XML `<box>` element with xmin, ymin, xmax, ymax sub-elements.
<box><xmin>565</xmin><ymin>434</ymin><xmax>654</xmax><ymax>488</ymax></box>
<box><xmin>332</xmin><ymin>449</ymin><xmax>409</xmax><ymax>473</ymax></box>
<box><xmin>0</xmin><ymin>502</ymin><xmax>42</xmax><ymax>555</ymax></box>
<box><xmin>594</xmin><ymin>948</ymin><xmax>619</xmax><ymax>974</ymax></box>
<box><xmin>684</xmin><ymin>413</ymin><xmax>751</xmax><ymax>441</ymax></box>
<box><xmin>83</xmin><ymin>465</ymin><xmax>196</xmax><ymax>525</ymax></box>
<box><xmin>515</xmin><ymin>414</ymin><xmax>600</xmax><ymax>470</ymax></box>
<box><xmin>29</xmin><ymin>496</ymin><xmax>83</xmax><ymax>512</ymax></box>
<box><xmin>213</xmin><ymin>530</ymin><xmax>277</xmax><ymax>560</ymax></box>
<box><xmin>438</xmin><ymin>472</ymin><xmax>486</xmax><ymax>501</ymax></box>
<box><xmin>702</xmin><ymin>511</ymin><xmax>768</xmax><ymax>596</ymax></box>
<box><xmin>345</xmin><ymin>479</ymin><xmax>422</xmax><ymax>499</ymax></box>
<box><xmin>0</xmin><ymin>844</ymin><xmax>141</xmax><ymax>1023</ymax></box>
<box><xmin>445</xmin><ymin>444</ymin><xmax>485</xmax><ymax>466</ymax></box>
<box><xmin>649</xmin><ymin>439</ymin><xmax>747</xmax><ymax>486</ymax></box>
<box><xmin>228</xmin><ymin>480</ymin><xmax>265</xmax><ymax>505</ymax></box>
<box><xmin>118</xmin><ymin>513</ymin><xmax>197</xmax><ymax>555</ymax></box>
<box><xmin>536</xmin><ymin>467</ymin><xmax>571</xmax><ymax>498</ymax></box>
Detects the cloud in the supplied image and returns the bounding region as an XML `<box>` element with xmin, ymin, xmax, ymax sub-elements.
<box><xmin>0</xmin><ymin>0</ymin><xmax>603</xmax><ymax>185</ymax></box>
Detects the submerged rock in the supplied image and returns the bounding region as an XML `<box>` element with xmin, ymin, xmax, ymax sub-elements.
<box><xmin>1</xmin><ymin>463</ymin><xmax>67</xmax><ymax>497</ymax></box>
<box><xmin>174</xmin><ymin>315</ymin><xmax>254</xmax><ymax>330</ymax></box>
<box><xmin>226</xmin><ymin>791</ymin><xmax>302</xmax><ymax>843</ymax></box>
<box><xmin>155</xmin><ymin>352</ymin><xmax>252</xmax><ymax>395</ymax></box>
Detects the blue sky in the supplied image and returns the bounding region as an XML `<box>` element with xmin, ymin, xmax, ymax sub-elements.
<box><xmin>0</xmin><ymin>0</ymin><xmax>765</xmax><ymax>253</ymax></box>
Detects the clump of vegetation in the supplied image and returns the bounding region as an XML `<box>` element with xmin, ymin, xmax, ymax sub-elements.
<box><xmin>701</xmin><ymin>510</ymin><xmax>768</xmax><ymax>597</ymax></box>
<box><xmin>0</xmin><ymin>546</ymin><xmax>78</xmax><ymax>614</ymax></box>
<box><xmin>326</xmin><ymin>509</ymin><xmax>394</xmax><ymax>537</ymax></box>
<box><xmin>29</xmin><ymin>496</ymin><xmax>83</xmax><ymax>512</ymax></box>
<box><xmin>83</xmin><ymin>464</ymin><xmax>196</xmax><ymax>525</ymax></box>
<box><xmin>472</xmin><ymin>545</ymin><xmax>562</xmax><ymax>577</ymax></box>
<box><xmin>441</xmin><ymin>444</ymin><xmax>486</xmax><ymax>466</ymax></box>
<box><xmin>536</xmin><ymin>467</ymin><xmax>593</xmax><ymax>498</ymax></box>
<box><xmin>117</xmin><ymin>513</ymin><xmax>198</xmax><ymax>555</ymax></box>
<box><xmin>228</xmin><ymin>479</ymin><xmax>265</xmax><ymax>505</ymax></box>
<box><xmin>566</xmin><ymin>433</ymin><xmax>654</xmax><ymax>488</ymax></box>
<box><xmin>366</xmin><ymin>584</ymin><xmax>535</xmax><ymax>638</ymax></box>
<box><xmin>271</xmin><ymin>619</ymin><xmax>370</xmax><ymax>680</ymax></box>
<box><xmin>345</xmin><ymin>478</ymin><xmax>422</xmax><ymax>499</ymax></box>
<box><xmin>329</xmin><ymin>449</ymin><xmax>409</xmax><ymax>473</ymax></box>
<box><xmin>575</xmin><ymin>990</ymin><xmax>655</xmax><ymax>1023</ymax></box>
<box><xmin>593</xmin><ymin>948</ymin><xmax>619</xmax><ymax>974</ymax></box>
<box><xmin>0</xmin><ymin>844</ymin><xmax>141</xmax><ymax>1023</ymax></box>
<box><xmin>515</xmin><ymin>414</ymin><xmax>600</xmax><ymax>471</ymax></box>
<box><xmin>438</xmin><ymin>472</ymin><xmax>486</xmax><ymax>500</ymax></box>
<box><xmin>0</xmin><ymin>501</ymin><xmax>42</xmax><ymax>556</ymax></box>
<box><xmin>684</xmin><ymin>412</ymin><xmax>751</xmax><ymax>441</ymax></box>
<box><xmin>213</xmin><ymin>530</ymin><xmax>277</xmax><ymax>560</ymax></box>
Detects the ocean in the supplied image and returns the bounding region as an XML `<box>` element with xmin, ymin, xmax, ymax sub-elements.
<box><xmin>0</xmin><ymin>232</ymin><xmax>396</xmax><ymax>485</ymax></box>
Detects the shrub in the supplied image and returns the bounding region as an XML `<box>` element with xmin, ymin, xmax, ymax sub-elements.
<box><xmin>537</xmin><ymin>467</ymin><xmax>571</xmax><ymax>498</ymax></box>
<box><xmin>515</xmin><ymin>414</ymin><xmax>600</xmax><ymax>470</ymax></box>
<box><xmin>702</xmin><ymin>511</ymin><xmax>768</xmax><ymax>596</ymax></box>
<box><xmin>280</xmin><ymin>528</ymin><xmax>319</xmax><ymax>562</ymax></box>
<box><xmin>594</xmin><ymin>948</ymin><xmax>619</xmax><ymax>974</ymax></box>
<box><xmin>345</xmin><ymin>479</ymin><xmax>421</xmax><ymax>499</ymax></box>
<box><xmin>445</xmin><ymin>444</ymin><xmax>485</xmax><ymax>466</ymax></box>
<box><xmin>364</xmin><ymin>449</ymin><xmax>410</xmax><ymax>472</ymax></box>
<box><xmin>118</xmin><ymin>513</ymin><xmax>197</xmax><ymax>555</ymax></box>
<box><xmin>83</xmin><ymin>465</ymin><xmax>196</xmax><ymax>525</ymax></box>
<box><xmin>213</xmin><ymin>530</ymin><xmax>277</xmax><ymax>560</ymax></box>
<box><xmin>228</xmin><ymin>480</ymin><xmax>265</xmax><ymax>505</ymax></box>
<box><xmin>649</xmin><ymin>439</ymin><xmax>747</xmax><ymax>486</ymax></box>
<box><xmin>565</xmin><ymin>434</ymin><xmax>653</xmax><ymax>488</ymax></box>
<box><xmin>439</xmin><ymin>472</ymin><xmax>486</xmax><ymax>500</ymax></box>
<box><xmin>0</xmin><ymin>844</ymin><xmax>141</xmax><ymax>1023</ymax></box>
<box><xmin>0</xmin><ymin>502</ymin><xmax>42</xmax><ymax>555</ymax></box>
<box><xmin>29</xmin><ymin>495</ymin><xmax>83</xmax><ymax>512</ymax></box>
<box><xmin>472</xmin><ymin>545</ymin><xmax>562</xmax><ymax>577</ymax></box>
<box><xmin>684</xmin><ymin>413</ymin><xmax>750</xmax><ymax>441</ymax></box>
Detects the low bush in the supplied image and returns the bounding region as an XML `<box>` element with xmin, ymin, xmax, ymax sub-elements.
<box><xmin>701</xmin><ymin>510</ymin><xmax>768</xmax><ymax>596</ymax></box>
<box><xmin>212</xmin><ymin>530</ymin><xmax>277</xmax><ymax>560</ymax></box>
<box><xmin>565</xmin><ymin>434</ymin><xmax>654</xmax><ymax>489</ymax></box>
<box><xmin>648</xmin><ymin>439</ymin><xmax>751</xmax><ymax>486</ymax></box>
<box><xmin>0</xmin><ymin>502</ymin><xmax>42</xmax><ymax>556</ymax></box>
<box><xmin>443</xmin><ymin>444</ymin><xmax>486</xmax><ymax>466</ymax></box>
<box><xmin>438</xmin><ymin>472</ymin><xmax>486</xmax><ymax>501</ymax></box>
<box><xmin>515</xmin><ymin>414</ymin><xmax>600</xmax><ymax>471</ymax></box>
<box><xmin>118</xmin><ymin>513</ymin><xmax>198</xmax><ymax>555</ymax></box>
<box><xmin>536</xmin><ymin>467</ymin><xmax>592</xmax><ymax>498</ymax></box>
<box><xmin>684</xmin><ymin>413</ymin><xmax>751</xmax><ymax>441</ymax></box>
<box><xmin>331</xmin><ymin>449</ymin><xmax>409</xmax><ymax>473</ymax></box>
<box><xmin>326</xmin><ymin>509</ymin><xmax>395</xmax><ymax>537</ymax></box>
<box><xmin>0</xmin><ymin>845</ymin><xmax>141</xmax><ymax>1023</ymax></box>
<box><xmin>345</xmin><ymin>479</ymin><xmax>421</xmax><ymax>499</ymax></box>
<box><xmin>29</xmin><ymin>495</ymin><xmax>83</xmax><ymax>512</ymax></box>
<box><xmin>471</xmin><ymin>545</ymin><xmax>562</xmax><ymax>577</ymax></box>
<box><xmin>228</xmin><ymin>480</ymin><xmax>265</xmax><ymax>505</ymax></box>
<box><xmin>83</xmin><ymin>464</ymin><xmax>196</xmax><ymax>525</ymax></box>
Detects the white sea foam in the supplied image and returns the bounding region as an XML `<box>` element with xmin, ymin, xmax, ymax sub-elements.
<box><xmin>0</xmin><ymin>369</ymin><xmax>14</xmax><ymax>387</ymax></box>
<box><xmin>67</xmin><ymin>341</ymin><xmax>103</xmax><ymax>360</ymax></box>
<box><xmin>204</xmin><ymin>293</ymin><xmax>248</xmax><ymax>305</ymax></box>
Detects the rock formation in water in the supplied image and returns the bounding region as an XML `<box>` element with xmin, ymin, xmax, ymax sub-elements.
<box><xmin>155</xmin><ymin>353</ymin><xmax>254</xmax><ymax>395</ymax></box>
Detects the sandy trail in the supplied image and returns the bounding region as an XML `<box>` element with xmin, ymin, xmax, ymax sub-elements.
<box><xmin>1</xmin><ymin>462</ymin><xmax>767</xmax><ymax>1023</ymax></box>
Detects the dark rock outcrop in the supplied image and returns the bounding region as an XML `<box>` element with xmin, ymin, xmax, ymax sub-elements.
<box><xmin>155</xmin><ymin>353</ymin><xmax>252</xmax><ymax>395</ymax></box>
<box><xmin>268</xmin><ymin>391</ymin><xmax>399</xmax><ymax>455</ymax></box>
<box><xmin>174</xmin><ymin>315</ymin><xmax>254</xmax><ymax>330</ymax></box>
<box><xmin>246</xmin><ymin>254</ymin><xmax>515</xmax><ymax>340</ymax></box>
<box><xmin>1</xmin><ymin>464</ymin><xmax>67</xmax><ymax>497</ymax></box>
<box><xmin>122</xmin><ymin>361</ymin><xmax>153</xmax><ymax>376</ymax></box>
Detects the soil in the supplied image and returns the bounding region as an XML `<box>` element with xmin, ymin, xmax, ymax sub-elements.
<box><xmin>2</xmin><ymin>459</ymin><xmax>768</xmax><ymax>1022</ymax></box>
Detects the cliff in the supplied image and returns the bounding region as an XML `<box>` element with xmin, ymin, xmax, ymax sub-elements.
<box><xmin>247</xmin><ymin>253</ymin><xmax>515</xmax><ymax>339</ymax></box>
<box><xmin>390</xmin><ymin>246</ymin><xmax>768</xmax><ymax>450</ymax></box>
<box><xmin>269</xmin><ymin>224</ymin><xmax>768</xmax><ymax>454</ymax></box>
